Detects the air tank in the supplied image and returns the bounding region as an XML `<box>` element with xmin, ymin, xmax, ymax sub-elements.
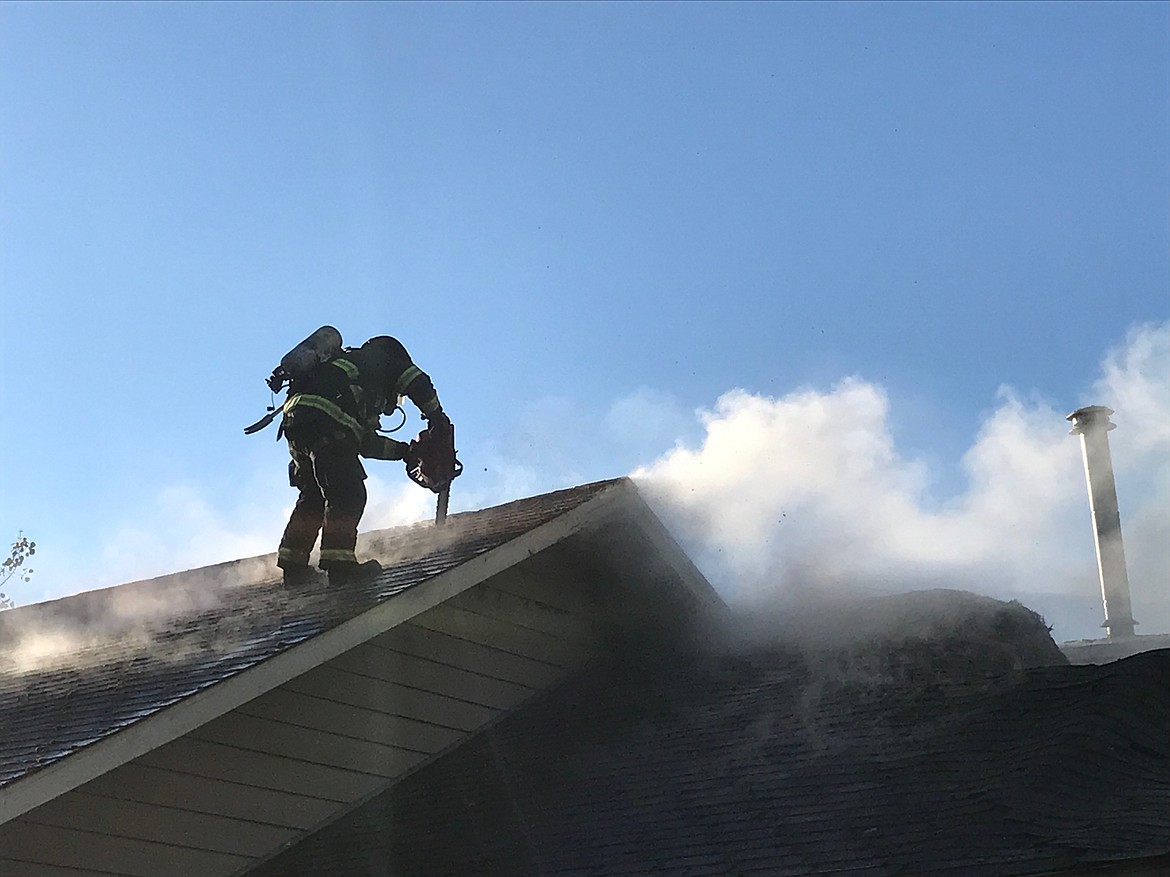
<box><xmin>280</xmin><ymin>326</ymin><xmax>343</xmax><ymax>377</ymax></box>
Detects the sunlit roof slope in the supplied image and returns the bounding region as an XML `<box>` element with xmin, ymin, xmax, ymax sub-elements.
<box><xmin>0</xmin><ymin>481</ymin><xmax>606</xmax><ymax>787</ymax></box>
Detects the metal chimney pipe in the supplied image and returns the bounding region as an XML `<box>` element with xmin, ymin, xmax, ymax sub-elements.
<box><xmin>1066</xmin><ymin>406</ymin><xmax>1136</xmax><ymax>638</ymax></box>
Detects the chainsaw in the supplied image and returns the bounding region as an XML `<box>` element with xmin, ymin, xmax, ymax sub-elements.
<box><xmin>405</xmin><ymin>420</ymin><xmax>463</xmax><ymax>525</ymax></box>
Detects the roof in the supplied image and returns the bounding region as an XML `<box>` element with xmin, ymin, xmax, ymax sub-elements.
<box><xmin>5</xmin><ymin>480</ymin><xmax>1167</xmax><ymax>877</ymax></box>
<box><xmin>251</xmin><ymin>599</ymin><xmax>1170</xmax><ymax>877</ymax></box>
<box><xmin>0</xmin><ymin>477</ymin><xmax>722</xmax><ymax>834</ymax></box>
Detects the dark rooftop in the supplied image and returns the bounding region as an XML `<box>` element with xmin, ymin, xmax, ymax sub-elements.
<box><xmin>251</xmin><ymin>594</ymin><xmax>1170</xmax><ymax>877</ymax></box>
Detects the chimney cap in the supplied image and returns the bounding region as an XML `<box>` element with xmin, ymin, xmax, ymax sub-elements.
<box><xmin>1067</xmin><ymin>405</ymin><xmax>1116</xmax><ymax>434</ymax></box>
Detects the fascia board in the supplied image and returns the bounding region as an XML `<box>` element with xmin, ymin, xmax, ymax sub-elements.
<box><xmin>0</xmin><ymin>481</ymin><xmax>635</xmax><ymax>826</ymax></box>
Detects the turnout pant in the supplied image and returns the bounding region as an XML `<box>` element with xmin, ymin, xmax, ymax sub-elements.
<box><xmin>278</xmin><ymin>429</ymin><xmax>367</xmax><ymax>570</ymax></box>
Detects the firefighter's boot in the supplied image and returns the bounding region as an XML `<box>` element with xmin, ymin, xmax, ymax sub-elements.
<box><xmin>281</xmin><ymin>564</ymin><xmax>320</xmax><ymax>589</ymax></box>
<box><xmin>324</xmin><ymin>558</ymin><xmax>382</xmax><ymax>586</ymax></box>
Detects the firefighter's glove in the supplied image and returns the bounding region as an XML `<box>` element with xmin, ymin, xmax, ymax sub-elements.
<box><xmin>426</xmin><ymin>410</ymin><xmax>451</xmax><ymax>434</ymax></box>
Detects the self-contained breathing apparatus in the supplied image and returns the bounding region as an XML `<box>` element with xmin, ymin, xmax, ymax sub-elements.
<box><xmin>245</xmin><ymin>326</ymin><xmax>461</xmax><ymax>524</ymax></box>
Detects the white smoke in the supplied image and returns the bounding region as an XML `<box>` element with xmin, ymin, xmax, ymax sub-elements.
<box><xmin>2</xmin><ymin>472</ymin><xmax>433</xmax><ymax>673</ymax></box>
<box><xmin>361</xmin><ymin>473</ymin><xmax>437</xmax><ymax>530</ymax></box>
<box><xmin>95</xmin><ymin>482</ymin><xmax>283</xmax><ymax>587</ymax></box>
<box><xmin>0</xmin><ymin>552</ymin><xmax>282</xmax><ymax>675</ymax></box>
<box><xmin>633</xmin><ymin>322</ymin><xmax>1170</xmax><ymax>642</ymax></box>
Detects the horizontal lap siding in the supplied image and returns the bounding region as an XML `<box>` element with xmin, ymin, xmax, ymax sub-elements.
<box><xmin>235</xmin><ymin>688</ymin><xmax>467</xmax><ymax>753</ymax></box>
<box><xmin>0</xmin><ymin>860</ymin><xmax>124</xmax><ymax>877</ymax></box>
<box><xmin>487</xmin><ymin>564</ymin><xmax>607</xmax><ymax>620</ymax></box>
<box><xmin>17</xmin><ymin>790</ymin><xmax>297</xmax><ymax>857</ymax></box>
<box><xmin>0</xmin><ymin>821</ymin><xmax>251</xmax><ymax>877</ymax></box>
<box><xmin>408</xmin><ymin>602</ymin><xmax>594</xmax><ymax>670</ymax></box>
<box><xmin>135</xmin><ymin>737</ymin><xmax>389</xmax><ymax>803</ymax></box>
<box><xmin>0</xmin><ymin>754</ymin><xmax>345</xmax><ymax>875</ymax></box>
<box><xmin>369</xmin><ymin>622</ymin><xmax>566</xmax><ymax>688</ymax></box>
<box><xmin>282</xmin><ymin>665</ymin><xmax>500</xmax><ymax>732</ymax></box>
<box><xmin>326</xmin><ymin>642</ymin><xmax>535</xmax><ymax>711</ymax></box>
<box><xmin>1</xmin><ymin>562</ymin><xmax>611</xmax><ymax>876</ymax></box>
<box><xmin>188</xmin><ymin>712</ymin><xmax>429</xmax><ymax>777</ymax></box>
<box><xmin>74</xmin><ymin>762</ymin><xmax>339</xmax><ymax>830</ymax></box>
<box><xmin>448</xmin><ymin>584</ymin><xmax>602</xmax><ymax>648</ymax></box>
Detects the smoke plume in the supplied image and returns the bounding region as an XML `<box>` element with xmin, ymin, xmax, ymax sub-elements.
<box><xmin>633</xmin><ymin>321</ymin><xmax>1170</xmax><ymax>642</ymax></box>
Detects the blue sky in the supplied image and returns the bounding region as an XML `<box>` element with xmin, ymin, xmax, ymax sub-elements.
<box><xmin>1</xmin><ymin>2</ymin><xmax>1167</xmax><ymax>640</ymax></box>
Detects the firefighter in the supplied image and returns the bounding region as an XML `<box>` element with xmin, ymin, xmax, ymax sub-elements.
<box><xmin>276</xmin><ymin>335</ymin><xmax>448</xmax><ymax>586</ymax></box>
